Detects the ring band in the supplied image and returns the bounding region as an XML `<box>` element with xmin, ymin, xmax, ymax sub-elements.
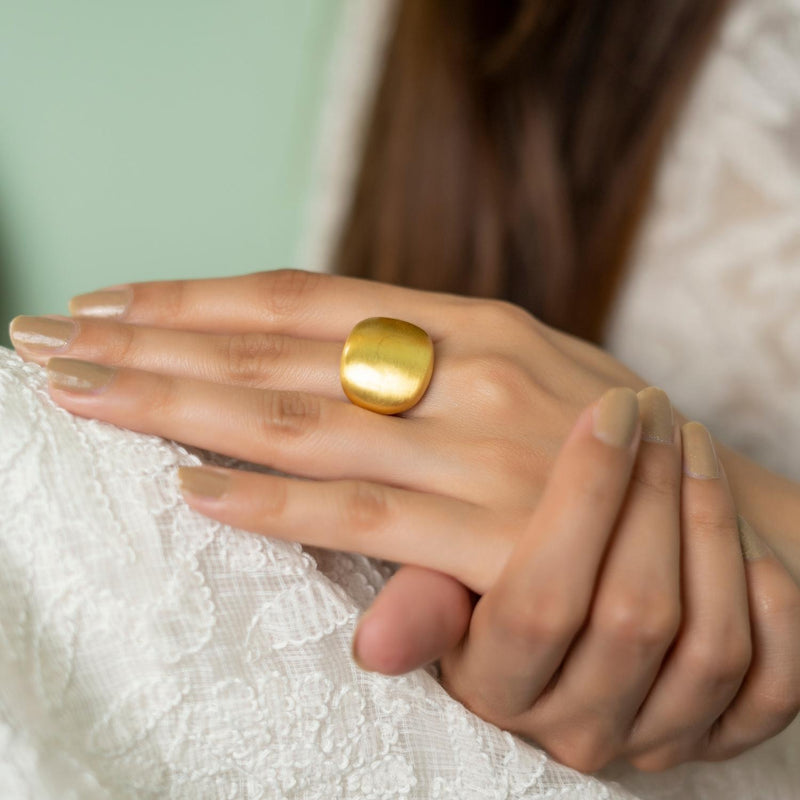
<box><xmin>340</xmin><ymin>317</ymin><xmax>434</xmax><ymax>415</ymax></box>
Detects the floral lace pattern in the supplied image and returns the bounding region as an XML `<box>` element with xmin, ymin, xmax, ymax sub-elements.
<box><xmin>0</xmin><ymin>348</ymin><xmax>631</xmax><ymax>799</ymax></box>
<box><xmin>2</xmin><ymin>345</ymin><xmax>798</xmax><ymax>798</ymax></box>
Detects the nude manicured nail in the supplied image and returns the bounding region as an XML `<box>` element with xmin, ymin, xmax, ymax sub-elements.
<box><xmin>681</xmin><ymin>421</ymin><xmax>719</xmax><ymax>478</ymax></box>
<box><xmin>69</xmin><ymin>287</ymin><xmax>132</xmax><ymax>318</ymax></box>
<box><xmin>178</xmin><ymin>467</ymin><xmax>231</xmax><ymax>499</ymax></box>
<box><xmin>637</xmin><ymin>387</ymin><xmax>674</xmax><ymax>444</ymax></box>
<box><xmin>9</xmin><ymin>316</ymin><xmax>77</xmax><ymax>353</ymax></box>
<box><xmin>737</xmin><ymin>515</ymin><xmax>771</xmax><ymax>562</ymax></box>
<box><xmin>593</xmin><ymin>387</ymin><xmax>639</xmax><ymax>448</ymax></box>
<box><xmin>47</xmin><ymin>358</ymin><xmax>116</xmax><ymax>394</ymax></box>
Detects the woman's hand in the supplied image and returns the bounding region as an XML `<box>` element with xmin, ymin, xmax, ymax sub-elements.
<box><xmin>9</xmin><ymin>269</ymin><xmax>799</xmax><ymax>769</ymax></box>
<box><xmin>11</xmin><ymin>270</ymin><xmax>651</xmax><ymax>590</ymax></box>
<box><xmin>355</xmin><ymin>391</ymin><xmax>800</xmax><ymax>772</ymax></box>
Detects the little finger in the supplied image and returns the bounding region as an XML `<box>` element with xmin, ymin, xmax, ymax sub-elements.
<box><xmin>703</xmin><ymin>524</ymin><xmax>800</xmax><ymax>759</ymax></box>
<box><xmin>177</xmin><ymin>466</ymin><xmax>502</xmax><ymax>592</ymax></box>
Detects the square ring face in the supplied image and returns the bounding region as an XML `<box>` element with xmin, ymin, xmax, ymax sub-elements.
<box><xmin>340</xmin><ymin>318</ymin><xmax>434</xmax><ymax>414</ymax></box>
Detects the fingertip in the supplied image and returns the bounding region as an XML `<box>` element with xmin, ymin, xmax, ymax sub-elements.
<box><xmin>637</xmin><ymin>387</ymin><xmax>675</xmax><ymax>444</ymax></box>
<box><xmin>352</xmin><ymin>567</ymin><xmax>473</xmax><ymax>675</ymax></box>
<box><xmin>681</xmin><ymin>421</ymin><xmax>720</xmax><ymax>479</ymax></box>
<box><xmin>736</xmin><ymin>516</ymin><xmax>772</xmax><ymax>563</ymax></box>
<box><xmin>177</xmin><ymin>465</ymin><xmax>231</xmax><ymax>500</ymax></box>
<box><xmin>352</xmin><ymin>612</ymin><xmax>409</xmax><ymax>675</ymax></box>
<box><xmin>592</xmin><ymin>387</ymin><xmax>639</xmax><ymax>449</ymax></box>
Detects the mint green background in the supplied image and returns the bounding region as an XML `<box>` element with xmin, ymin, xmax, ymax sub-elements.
<box><xmin>0</xmin><ymin>1</ymin><xmax>341</xmax><ymax>347</ymax></box>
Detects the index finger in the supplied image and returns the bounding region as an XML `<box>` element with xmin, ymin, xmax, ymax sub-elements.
<box><xmin>68</xmin><ymin>269</ymin><xmax>466</xmax><ymax>340</ymax></box>
<box><xmin>441</xmin><ymin>387</ymin><xmax>642</xmax><ymax>720</ymax></box>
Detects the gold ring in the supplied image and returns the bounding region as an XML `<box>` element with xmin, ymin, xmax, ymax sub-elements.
<box><xmin>340</xmin><ymin>317</ymin><xmax>434</xmax><ymax>415</ymax></box>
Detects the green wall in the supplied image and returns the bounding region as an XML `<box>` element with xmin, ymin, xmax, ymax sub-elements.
<box><xmin>0</xmin><ymin>1</ymin><xmax>341</xmax><ymax>346</ymax></box>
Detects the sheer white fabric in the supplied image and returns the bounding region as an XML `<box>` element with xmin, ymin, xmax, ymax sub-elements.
<box><xmin>2</xmin><ymin>0</ymin><xmax>800</xmax><ymax>797</ymax></box>
<box><xmin>0</xmin><ymin>347</ymin><xmax>636</xmax><ymax>799</ymax></box>
<box><xmin>606</xmin><ymin>0</ymin><xmax>800</xmax><ymax>483</ymax></box>
<box><xmin>2</xmin><ymin>346</ymin><xmax>799</xmax><ymax>798</ymax></box>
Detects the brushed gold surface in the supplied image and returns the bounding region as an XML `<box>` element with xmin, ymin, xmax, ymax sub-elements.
<box><xmin>340</xmin><ymin>317</ymin><xmax>434</xmax><ymax>414</ymax></box>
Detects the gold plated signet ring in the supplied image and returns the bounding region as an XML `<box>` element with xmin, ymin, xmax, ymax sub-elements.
<box><xmin>340</xmin><ymin>317</ymin><xmax>434</xmax><ymax>415</ymax></box>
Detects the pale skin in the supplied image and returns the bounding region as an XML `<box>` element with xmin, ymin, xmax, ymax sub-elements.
<box><xmin>9</xmin><ymin>269</ymin><xmax>800</xmax><ymax>772</ymax></box>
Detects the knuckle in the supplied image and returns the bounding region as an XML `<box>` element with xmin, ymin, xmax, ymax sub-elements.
<box><xmin>548</xmin><ymin>729</ymin><xmax>617</xmax><ymax>773</ymax></box>
<box><xmin>753</xmin><ymin>674</ymin><xmax>800</xmax><ymax>725</ymax></box>
<box><xmin>573</xmin><ymin>465</ymin><xmax>616</xmax><ymax>511</ymax></box>
<box><xmin>761</xmin><ymin>695</ymin><xmax>800</xmax><ymax>729</ymax></box>
<box><xmin>629</xmin><ymin>454</ymin><xmax>680</xmax><ymax>501</ymax></box>
<box><xmin>224</xmin><ymin>332</ymin><xmax>287</xmax><ymax>386</ymax></box>
<box><xmin>597</xmin><ymin>594</ymin><xmax>680</xmax><ymax>649</ymax></box>
<box><xmin>751</xmin><ymin>578</ymin><xmax>800</xmax><ymax>623</ymax></box>
<box><xmin>340</xmin><ymin>481</ymin><xmax>392</xmax><ymax>537</ymax></box>
<box><xmin>155</xmin><ymin>279</ymin><xmax>188</xmax><ymax>321</ymax></box>
<box><xmin>489</xmin><ymin>588</ymin><xmax>583</xmax><ymax>645</ymax></box>
<box><xmin>147</xmin><ymin>374</ymin><xmax>180</xmax><ymax>419</ymax></box>
<box><xmin>683</xmin><ymin>634</ymin><xmax>752</xmax><ymax>692</ymax></box>
<box><xmin>257</xmin><ymin>269</ymin><xmax>321</xmax><ymax>322</ymax></box>
<box><xmin>438</xmin><ymin>668</ymin><xmax>490</xmax><ymax>720</ymax></box>
<box><xmin>684</xmin><ymin>505</ymin><xmax>737</xmax><ymax>541</ymax></box>
<box><xmin>476</xmin><ymin>298</ymin><xmax>536</xmax><ymax>335</ymax></box>
<box><xmin>628</xmin><ymin>748</ymin><xmax>685</xmax><ymax>772</ymax></box>
<box><xmin>258</xmin><ymin>391</ymin><xmax>321</xmax><ymax>440</ymax></box>
<box><xmin>460</xmin><ymin>355</ymin><xmax>534</xmax><ymax>416</ymax></box>
<box><xmin>108</xmin><ymin>322</ymin><xmax>138</xmax><ymax>364</ymax></box>
<box><xmin>257</xmin><ymin>477</ymin><xmax>289</xmax><ymax>520</ymax></box>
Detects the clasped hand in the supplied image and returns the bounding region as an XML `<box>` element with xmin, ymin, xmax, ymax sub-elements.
<box><xmin>10</xmin><ymin>269</ymin><xmax>800</xmax><ymax>772</ymax></box>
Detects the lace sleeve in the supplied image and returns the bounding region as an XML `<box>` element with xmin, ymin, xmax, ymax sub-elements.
<box><xmin>2</xmin><ymin>346</ymin><xmax>799</xmax><ymax>799</ymax></box>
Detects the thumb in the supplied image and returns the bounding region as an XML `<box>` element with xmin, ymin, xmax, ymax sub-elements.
<box><xmin>352</xmin><ymin>565</ymin><xmax>473</xmax><ymax>675</ymax></box>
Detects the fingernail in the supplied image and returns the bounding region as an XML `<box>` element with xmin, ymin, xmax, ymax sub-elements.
<box><xmin>737</xmin><ymin>515</ymin><xmax>771</xmax><ymax>562</ymax></box>
<box><xmin>9</xmin><ymin>316</ymin><xmax>78</xmax><ymax>353</ymax></box>
<box><xmin>178</xmin><ymin>466</ymin><xmax>231</xmax><ymax>499</ymax></box>
<box><xmin>351</xmin><ymin>614</ymin><xmax>372</xmax><ymax>672</ymax></box>
<box><xmin>681</xmin><ymin>421</ymin><xmax>719</xmax><ymax>478</ymax></box>
<box><xmin>69</xmin><ymin>287</ymin><xmax>132</xmax><ymax>319</ymax></box>
<box><xmin>593</xmin><ymin>387</ymin><xmax>639</xmax><ymax>448</ymax></box>
<box><xmin>47</xmin><ymin>357</ymin><xmax>116</xmax><ymax>394</ymax></box>
<box><xmin>637</xmin><ymin>387</ymin><xmax>674</xmax><ymax>444</ymax></box>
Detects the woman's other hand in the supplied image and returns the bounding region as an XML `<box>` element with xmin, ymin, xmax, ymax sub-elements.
<box><xmin>358</xmin><ymin>393</ymin><xmax>800</xmax><ymax>772</ymax></box>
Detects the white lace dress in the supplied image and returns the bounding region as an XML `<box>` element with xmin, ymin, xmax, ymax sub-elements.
<box><xmin>0</xmin><ymin>0</ymin><xmax>798</xmax><ymax>797</ymax></box>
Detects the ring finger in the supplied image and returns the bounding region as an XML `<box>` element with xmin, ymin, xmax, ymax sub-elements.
<box><xmin>626</xmin><ymin>424</ymin><xmax>752</xmax><ymax>769</ymax></box>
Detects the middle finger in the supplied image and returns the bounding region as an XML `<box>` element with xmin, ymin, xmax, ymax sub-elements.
<box><xmin>43</xmin><ymin>357</ymin><xmax>458</xmax><ymax>490</ymax></box>
<box><xmin>626</xmin><ymin>424</ymin><xmax>752</xmax><ymax>769</ymax></box>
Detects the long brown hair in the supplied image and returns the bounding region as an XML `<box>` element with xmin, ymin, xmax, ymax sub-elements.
<box><xmin>333</xmin><ymin>0</ymin><xmax>731</xmax><ymax>342</ymax></box>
